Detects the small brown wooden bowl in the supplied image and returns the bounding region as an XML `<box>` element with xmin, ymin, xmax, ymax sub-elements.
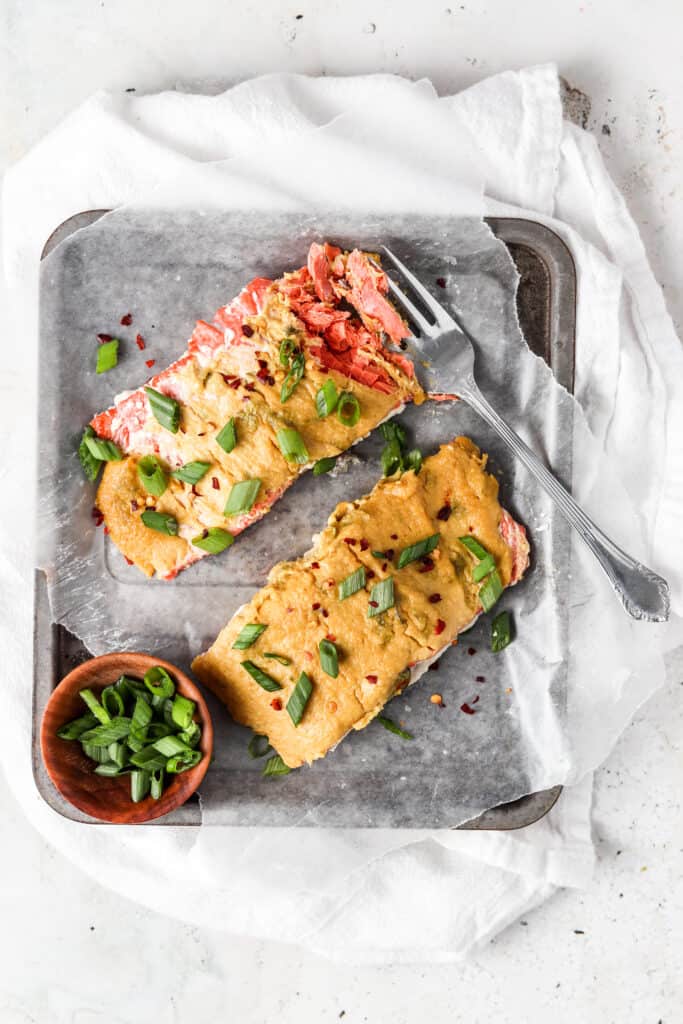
<box><xmin>40</xmin><ymin>652</ymin><xmax>213</xmax><ymax>824</ymax></box>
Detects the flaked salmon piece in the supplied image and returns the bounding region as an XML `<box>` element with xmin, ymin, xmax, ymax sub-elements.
<box><xmin>192</xmin><ymin>438</ymin><xmax>530</xmax><ymax>768</ymax></box>
<box><xmin>90</xmin><ymin>245</ymin><xmax>424</xmax><ymax>579</ymax></box>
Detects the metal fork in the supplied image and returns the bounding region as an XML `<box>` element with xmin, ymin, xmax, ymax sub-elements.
<box><xmin>381</xmin><ymin>246</ymin><xmax>670</xmax><ymax>623</ymax></box>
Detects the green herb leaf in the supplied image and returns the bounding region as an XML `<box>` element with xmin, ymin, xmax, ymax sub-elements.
<box><xmin>491</xmin><ymin>610</ymin><xmax>513</xmax><ymax>652</ymax></box>
<box><xmin>368</xmin><ymin>577</ymin><xmax>395</xmax><ymax>618</ymax></box>
<box><xmin>224</xmin><ymin>478</ymin><xmax>261</xmax><ymax>517</ymax></box>
<box><xmin>96</xmin><ymin>338</ymin><xmax>119</xmax><ymax>374</ymax></box>
<box><xmin>312</xmin><ymin>456</ymin><xmax>337</xmax><ymax>476</ymax></box>
<box><xmin>57</xmin><ymin>712</ymin><xmax>98</xmax><ymax>741</ymax></box>
<box><xmin>479</xmin><ymin>569</ymin><xmax>503</xmax><ymax>612</ymax></box>
<box><xmin>247</xmin><ymin>733</ymin><xmax>272</xmax><ymax>759</ymax></box>
<box><xmin>171</xmin><ymin>461</ymin><xmax>211</xmax><ymax>485</ymax></box>
<box><xmin>458</xmin><ymin>535</ymin><xmax>489</xmax><ymax>560</ymax></box>
<box><xmin>137</xmin><ymin>455</ymin><xmax>168</xmax><ymax>497</ymax></box>
<box><xmin>318</xmin><ymin>639</ymin><xmax>339</xmax><ymax>678</ymax></box>
<box><xmin>336</xmin><ymin>391</ymin><xmax>361</xmax><ymax>427</ymax></box>
<box><xmin>84</xmin><ymin>433</ymin><xmax>123</xmax><ymax>463</ymax></box>
<box><xmin>241</xmin><ymin>660</ymin><xmax>282</xmax><ymax>692</ymax></box>
<box><xmin>397</xmin><ymin>533</ymin><xmax>440</xmax><ymax>569</ymax></box>
<box><xmin>233</xmin><ymin>623</ymin><xmax>268</xmax><ymax>650</ymax></box>
<box><xmin>472</xmin><ymin>553</ymin><xmax>496</xmax><ymax>583</ymax></box>
<box><xmin>216</xmin><ymin>418</ymin><xmax>237</xmax><ymax>453</ymax></box>
<box><xmin>143</xmin><ymin>666</ymin><xmax>175</xmax><ymax>699</ymax></box>
<box><xmin>377</xmin><ymin>716</ymin><xmax>413</xmax><ymax>740</ymax></box>
<box><xmin>78</xmin><ymin>427</ymin><xmax>103</xmax><ymax>482</ymax></box>
<box><xmin>276</xmin><ymin>427</ymin><xmax>309</xmax><ymax>465</ymax></box>
<box><xmin>263</xmin><ymin>652</ymin><xmax>291</xmax><ymax>665</ymax></box>
<box><xmin>140</xmin><ymin>509</ymin><xmax>178</xmax><ymax>535</ymax></box>
<box><xmin>191</xmin><ymin>526</ymin><xmax>234</xmax><ymax>554</ymax></box>
<box><xmin>145</xmin><ymin>386</ymin><xmax>180</xmax><ymax>434</ymax></box>
<box><xmin>316</xmin><ymin>379</ymin><xmax>339</xmax><ymax>418</ymax></box>
<box><xmin>286</xmin><ymin>672</ymin><xmax>313</xmax><ymax>726</ymax></box>
<box><xmin>338</xmin><ymin>565</ymin><xmax>366</xmax><ymax>601</ymax></box>
<box><xmin>79</xmin><ymin>688</ymin><xmax>111</xmax><ymax>725</ymax></box>
<box><xmin>262</xmin><ymin>754</ymin><xmax>291</xmax><ymax>777</ymax></box>
<box><xmin>280</xmin><ymin>352</ymin><xmax>305</xmax><ymax>403</ymax></box>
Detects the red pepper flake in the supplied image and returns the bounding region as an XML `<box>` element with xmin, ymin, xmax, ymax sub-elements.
<box><xmin>266</xmin><ymin>375</ymin><xmax>276</xmax><ymax>386</ymax></box>
<box><xmin>91</xmin><ymin>507</ymin><xmax>104</xmax><ymax>527</ymax></box>
<box><xmin>381</xmin><ymin>562</ymin><xmax>388</xmax><ymax>572</ymax></box>
<box><xmin>103</xmin><ymin>526</ymin><xmax>110</xmax><ymax>535</ymax></box>
<box><xmin>476</xmin><ymin>675</ymin><xmax>486</xmax><ymax>683</ymax></box>
<box><xmin>136</xmin><ymin>333</ymin><xmax>146</xmax><ymax>350</ymax></box>
<box><xmin>460</xmin><ymin>701</ymin><xmax>477</xmax><ymax>715</ymax></box>
<box><xmin>428</xmin><ymin>593</ymin><xmax>442</xmax><ymax>603</ymax></box>
<box><xmin>343</xmin><ymin>537</ymin><xmax>357</xmax><ymax>546</ymax></box>
<box><xmin>325</xmin><ymin>633</ymin><xmax>336</xmax><ymax>642</ymax></box>
<box><xmin>367</xmin><ymin>570</ymin><xmax>376</xmax><ymax>580</ymax></box>
<box><xmin>436</xmin><ymin>503</ymin><xmax>451</xmax><ymax>522</ymax></box>
<box><xmin>384</xmin><ymin>549</ymin><xmax>395</xmax><ymax>561</ymax></box>
<box><xmin>145</xmin><ymin>359</ymin><xmax>156</xmax><ymax>368</ymax></box>
<box><xmin>120</xmin><ymin>313</ymin><xmax>133</xmax><ymax>326</ymax></box>
<box><xmin>436</xmin><ymin>277</ymin><xmax>447</xmax><ymax>289</ymax></box>
<box><xmin>200</xmin><ymin>528</ymin><xmax>209</xmax><ymax>539</ymax></box>
<box><xmin>311</xmin><ymin>561</ymin><xmax>320</xmax><ymax>569</ymax></box>
<box><xmin>191</xmin><ymin>484</ymin><xmax>200</xmax><ymax>497</ymax></box>
<box><xmin>97</xmin><ymin>333</ymin><xmax>113</xmax><ymax>344</ymax></box>
<box><xmin>242</xmin><ymin>324</ymin><xmax>254</xmax><ymax>337</ymax></box>
<box><xmin>270</xmin><ymin>698</ymin><xmax>283</xmax><ymax>711</ymax></box>
<box><xmin>312</xmin><ymin>602</ymin><xmax>321</xmax><ymax>611</ymax></box>
<box><xmin>256</xmin><ymin>367</ymin><xmax>270</xmax><ymax>381</ymax></box>
<box><xmin>359</xmin><ymin>538</ymin><xmax>369</xmax><ymax>551</ymax></box>
<box><xmin>366</xmin><ymin>674</ymin><xmax>378</xmax><ymax>684</ymax></box>
<box><xmin>257</xmin><ymin>358</ymin><xmax>268</xmax><ymax>369</ymax></box>
<box><xmin>130</xmin><ymin>499</ymin><xmax>138</xmax><ymax>512</ymax></box>
<box><xmin>327</xmin><ymin>579</ymin><xmax>335</xmax><ymax>587</ymax></box>
<box><xmin>230</xmin><ymin>379</ymin><xmax>241</xmax><ymax>389</ymax></box>
<box><xmin>212</xmin><ymin>477</ymin><xmax>220</xmax><ymax>490</ymax></box>
<box><xmin>418</xmin><ymin>558</ymin><xmax>435</xmax><ymax>573</ymax></box>
<box><xmin>467</xmin><ymin>647</ymin><xmax>476</xmax><ymax>656</ymax></box>
<box><xmin>320</xmin><ymin>609</ymin><xmax>328</xmax><ymax>618</ymax></box>
<box><xmin>434</xmin><ymin>619</ymin><xmax>446</xmax><ymax>635</ymax></box>
<box><xmin>124</xmin><ymin>556</ymin><xmax>133</xmax><ymax>566</ymax></box>
<box><xmin>369</xmin><ymin>600</ymin><xmax>379</xmax><ymax>608</ymax></box>
<box><xmin>244</xmin><ymin>382</ymin><xmax>256</xmax><ymax>392</ymax></box>
<box><xmin>390</xmin><ymin>533</ymin><xmax>398</xmax><ymax>540</ymax></box>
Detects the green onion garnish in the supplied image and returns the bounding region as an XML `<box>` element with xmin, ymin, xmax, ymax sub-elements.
<box><xmin>316</xmin><ymin>379</ymin><xmax>339</xmax><ymax>418</ymax></box>
<box><xmin>233</xmin><ymin>623</ymin><xmax>268</xmax><ymax>650</ymax></box>
<box><xmin>458</xmin><ymin>536</ymin><xmax>489</xmax><ymax>560</ymax></box>
<box><xmin>79</xmin><ymin>718</ymin><xmax>133</xmax><ymax>745</ymax></box>
<box><xmin>371</xmin><ymin>550</ymin><xmax>386</xmax><ymax>559</ymax></box>
<box><xmin>94</xmin><ymin>762</ymin><xmax>126</xmax><ymax>778</ymax></box>
<box><xmin>276</xmin><ymin>427</ymin><xmax>309</xmax><ymax>465</ymax></box>
<box><xmin>84</xmin><ymin>433</ymin><xmax>123</xmax><ymax>463</ymax></box>
<box><xmin>171</xmin><ymin>461</ymin><xmax>211</xmax><ymax>485</ymax></box>
<box><xmin>397</xmin><ymin>533</ymin><xmax>440</xmax><ymax>569</ymax></box>
<box><xmin>318</xmin><ymin>639</ymin><xmax>339</xmax><ymax>678</ymax></box>
<box><xmin>381</xmin><ymin>437</ymin><xmax>403</xmax><ymax>477</ymax></box>
<box><xmin>150</xmin><ymin>768</ymin><xmax>165</xmax><ymax>800</ymax></box>
<box><xmin>79</xmin><ymin>687</ymin><xmax>111</xmax><ymax>725</ymax></box>
<box><xmin>338</xmin><ymin>565</ymin><xmax>366</xmax><ymax>601</ymax></box>
<box><xmin>381</xmin><ymin>421</ymin><xmax>406</xmax><ymax>446</ymax></box>
<box><xmin>130</xmin><ymin>770</ymin><xmax>151</xmax><ymax>803</ymax></box>
<box><xmin>101</xmin><ymin>685</ymin><xmax>125</xmax><ymax>718</ymax></box>
<box><xmin>109</xmin><ymin>741</ymin><xmax>128</xmax><ymax>768</ymax></box>
<box><xmin>279</xmin><ymin>337</ymin><xmax>297</xmax><ymax>366</ymax></box>
<box><xmin>81</xmin><ymin>743</ymin><xmax>112</xmax><ymax>764</ymax></box>
<box><xmin>479</xmin><ymin>569</ymin><xmax>504</xmax><ymax>612</ymax></box>
<box><xmin>192</xmin><ymin>527</ymin><xmax>234</xmax><ymax>554</ymax></box>
<box><xmin>224</xmin><ymin>478</ymin><xmax>261</xmax><ymax>517</ymax></box>
<box><xmin>286</xmin><ymin>671</ymin><xmax>313</xmax><ymax>726</ymax></box>
<box><xmin>140</xmin><ymin>510</ymin><xmax>178</xmax><ymax>535</ymax></box>
<box><xmin>263</xmin><ymin>652</ymin><xmax>291</xmax><ymax>665</ymax></box>
<box><xmin>379</xmin><ymin>422</ymin><xmax>421</xmax><ymax>477</ymax></box>
<box><xmin>179</xmin><ymin>722</ymin><xmax>201</xmax><ymax>748</ymax></box>
<box><xmin>472</xmin><ymin>553</ymin><xmax>496</xmax><ymax>583</ymax></box>
<box><xmin>377</xmin><ymin>716</ymin><xmax>413</xmax><ymax>740</ymax></box>
<box><xmin>129</xmin><ymin>745</ymin><xmax>167</xmax><ymax>771</ymax></box>
<box><xmin>137</xmin><ymin>455</ymin><xmax>168</xmax><ymax>497</ymax></box>
<box><xmin>313</xmin><ymin>456</ymin><xmax>337</xmax><ymax>476</ymax></box>
<box><xmin>143</xmin><ymin>666</ymin><xmax>175</xmax><ymax>699</ymax></box>
<box><xmin>241</xmin><ymin>660</ymin><xmax>282</xmax><ymax>692</ymax></box>
<box><xmin>247</xmin><ymin>733</ymin><xmax>272</xmax><ymax>759</ymax></box>
<box><xmin>171</xmin><ymin>694</ymin><xmax>195</xmax><ymax>731</ymax></box>
<box><xmin>78</xmin><ymin>427</ymin><xmax>104</xmax><ymax>482</ymax></box>
<box><xmin>262</xmin><ymin>754</ymin><xmax>291</xmax><ymax>777</ymax></box>
<box><xmin>280</xmin><ymin>352</ymin><xmax>305</xmax><ymax>403</ymax></box>
<box><xmin>57</xmin><ymin>712</ymin><xmax>98</xmax><ymax>740</ymax></box>
<box><xmin>336</xmin><ymin>391</ymin><xmax>361</xmax><ymax>427</ymax></box>
<box><xmin>152</xmin><ymin>734</ymin><xmax>193</xmax><ymax>758</ymax></box>
<box><xmin>145</xmin><ymin>386</ymin><xmax>180</xmax><ymax>434</ymax></box>
<box><xmin>404</xmin><ymin>449</ymin><xmax>422</xmax><ymax>474</ymax></box>
<box><xmin>166</xmin><ymin>750</ymin><xmax>202</xmax><ymax>773</ymax></box>
<box><xmin>127</xmin><ymin>694</ymin><xmax>153</xmax><ymax>752</ymax></box>
<box><xmin>96</xmin><ymin>338</ymin><xmax>119</xmax><ymax>374</ymax></box>
<box><xmin>216</xmin><ymin>418</ymin><xmax>237</xmax><ymax>453</ymax></box>
<box><xmin>491</xmin><ymin>610</ymin><xmax>513</xmax><ymax>652</ymax></box>
<box><xmin>368</xmin><ymin>577</ymin><xmax>395</xmax><ymax>618</ymax></box>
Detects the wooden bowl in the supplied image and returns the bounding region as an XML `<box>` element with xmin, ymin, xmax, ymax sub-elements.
<box><xmin>40</xmin><ymin>652</ymin><xmax>213</xmax><ymax>824</ymax></box>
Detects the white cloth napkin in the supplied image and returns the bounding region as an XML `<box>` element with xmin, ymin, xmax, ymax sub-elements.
<box><xmin>2</xmin><ymin>65</ymin><xmax>682</xmax><ymax>963</ymax></box>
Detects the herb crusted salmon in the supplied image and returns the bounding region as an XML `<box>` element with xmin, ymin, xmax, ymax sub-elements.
<box><xmin>87</xmin><ymin>244</ymin><xmax>424</xmax><ymax>578</ymax></box>
<box><xmin>191</xmin><ymin>438</ymin><xmax>530</xmax><ymax>769</ymax></box>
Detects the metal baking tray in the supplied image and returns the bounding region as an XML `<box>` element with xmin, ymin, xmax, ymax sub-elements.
<box><xmin>33</xmin><ymin>213</ymin><xmax>575</xmax><ymax>829</ymax></box>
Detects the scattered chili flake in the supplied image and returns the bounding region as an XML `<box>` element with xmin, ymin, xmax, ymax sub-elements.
<box><xmin>467</xmin><ymin>647</ymin><xmax>476</xmax><ymax>656</ymax></box>
<box><xmin>367</xmin><ymin>570</ymin><xmax>376</xmax><ymax>580</ymax></box>
<box><xmin>130</xmin><ymin>499</ymin><xmax>138</xmax><ymax>512</ymax></box>
<box><xmin>103</xmin><ymin>526</ymin><xmax>110</xmax><ymax>535</ymax></box>
<box><xmin>242</xmin><ymin>324</ymin><xmax>254</xmax><ymax>337</ymax></box>
<box><xmin>191</xmin><ymin>484</ymin><xmax>200</xmax><ymax>497</ymax></box>
<box><xmin>322</xmin><ymin>609</ymin><xmax>329</xmax><ymax>618</ymax></box>
<box><xmin>325</xmin><ymin>633</ymin><xmax>336</xmax><ymax>642</ymax></box>
<box><xmin>97</xmin><ymin>333</ymin><xmax>113</xmax><ymax>344</ymax></box>
<box><xmin>381</xmin><ymin>563</ymin><xmax>388</xmax><ymax>572</ymax></box>
<box><xmin>430</xmin><ymin>693</ymin><xmax>443</xmax><ymax>705</ymax></box>
<box><xmin>476</xmin><ymin>675</ymin><xmax>486</xmax><ymax>683</ymax></box>
<box><xmin>212</xmin><ymin>477</ymin><xmax>220</xmax><ymax>490</ymax></box>
<box><xmin>145</xmin><ymin>359</ymin><xmax>156</xmax><ymax>368</ymax></box>
<box><xmin>311</xmin><ymin>561</ymin><xmax>320</xmax><ymax>569</ymax></box>
<box><xmin>327</xmin><ymin>579</ymin><xmax>335</xmax><ymax>587</ymax></box>
<box><xmin>434</xmin><ymin>619</ymin><xmax>446</xmax><ymax>635</ymax></box>
<box><xmin>120</xmin><ymin>313</ymin><xmax>133</xmax><ymax>326</ymax></box>
<box><xmin>343</xmin><ymin>537</ymin><xmax>357</xmax><ymax>546</ymax></box>
<box><xmin>327</xmin><ymin>700</ymin><xmax>338</xmax><ymax>713</ymax></box>
<box><xmin>244</xmin><ymin>382</ymin><xmax>256</xmax><ymax>392</ymax></box>
<box><xmin>436</xmin><ymin>503</ymin><xmax>451</xmax><ymax>522</ymax></box>
<box><xmin>124</xmin><ymin>556</ymin><xmax>133</xmax><ymax>566</ymax></box>
<box><xmin>258</xmin><ymin>358</ymin><xmax>268</xmax><ymax>369</ymax></box>
<box><xmin>266</xmin><ymin>375</ymin><xmax>275</xmax><ymax>386</ymax></box>
<box><xmin>460</xmin><ymin>702</ymin><xmax>477</xmax><ymax>715</ymax></box>
<box><xmin>200</xmin><ymin>528</ymin><xmax>209</xmax><ymax>539</ymax></box>
<box><xmin>256</xmin><ymin>367</ymin><xmax>270</xmax><ymax>381</ymax></box>
<box><xmin>369</xmin><ymin>600</ymin><xmax>379</xmax><ymax>608</ymax></box>
<box><xmin>270</xmin><ymin>698</ymin><xmax>283</xmax><ymax>711</ymax></box>
<box><xmin>366</xmin><ymin>675</ymin><xmax>378</xmax><ymax>684</ymax></box>
<box><xmin>91</xmin><ymin>507</ymin><xmax>104</xmax><ymax>527</ymax></box>
<box><xmin>384</xmin><ymin>549</ymin><xmax>394</xmax><ymax>560</ymax></box>
<box><xmin>428</xmin><ymin>593</ymin><xmax>442</xmax><ymax>604</ymax></box>
<box><xmin>436</xmin><ymin>277</ymin><xmax>446</xmax><ymax>288</ymax></box>
<box><xmin>418</xmin><ymin>558</ymin><xmax>435</xmax><ymax>573</ymax></box>
<box><xmin>136</xmin><ymin>334</ymin><xmax>146</xmax><ymax>350</ymax></box>
<box><xmin>390</xmin><ymin>533</ymin><xmax>398</xmax><ymax>540</ymax></box>
<box><xmin>312</xmin><ymin>602</ymin><xmax>321</xmax><ymax>611</ymax></box>
<box><xmin>359</xmin><ymin>538</ymin><xmax>369</xmax><ymax>551</ymax></box>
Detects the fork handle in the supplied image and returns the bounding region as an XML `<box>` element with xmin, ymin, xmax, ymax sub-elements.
<box><xmin>460</xmin><ymin>383</ymin><xmax>670</xmax><ymax>622</ymax></box>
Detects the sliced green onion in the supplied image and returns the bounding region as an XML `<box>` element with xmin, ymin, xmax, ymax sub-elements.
<box><xmin>247</xmin><ymin>734</ymin><xmax>272</xmax><ymax>759</ymax></box>
<box><xmin>336</xmin><ymin>392</ymin><xmax>361</xmax><ymax>427</ymax></box>
<box><xmin>232</xmin><ymin>623</ymin><xmax>268</xmax><ymax>650</ymax></box>
<box><xmin>79</xmin><ymin>718</ymin><xmax>132</xmax><ymax>745</ymax></box>
<box><xmin>397</xmin><ymin>533</ymin><xmax>440</xmax><ymax>569</ymax></box>
<box><xmin>479</xmin><ymin>569</ymin><xmax>504</xmax><ymax>612</ymax></box>
<box><xmin>404</xmin><ymin>449</ymin><xmax>422</xmax><ymax>474</ymax></box>
<box><xmin>371</xmin><ymin>550</ymin><xmax>387</xmax><ymax>559</ymax></box>
<box><xmin>316</xmin><ymin>379</ymin><xmax>339</xmax><ymax>418</ymax></box>
<box><xmin>279</xmin><ymin>337</ymin><xmax>297</xmax><ymax>366</ymax></box>
<box><xmin>472</xmin><ymin>553</ymin><xmax>496</xmax><ymax>583</ymax></box>
<box><xmin>192</xmin><ymin>527</ymin><xmax>235</xmax><ymax>554</ymax></box>
<box><xmin>79</xmin><ymin>688</ymin><xmax>111</xmax><ymax>725</ymax></box>
<box><xmin>312</xmin><ymin>456</ymin><xmax>337</xmax><ymax>476</ymax></box>
<box><xmin>108</xmin><ymin>741</ymin><xmax>128</xmax><ymax>769</ymax></box>
<box><xmin>171</xmin><ymin>461</ymin><xmax>211</xmax><ymax>485</ymax></box>
<box><xmin>338</xmin><ymin>565</ymin><xmax>366</xmax><ymax>601</ymax></box>
<box><xmin>224</xmin><ymin>478</ymin><xmax>261</xmax><ymax>517</ymax></box>
<box><xmin>81</xmin><ymin>743</ymin><xmax>112</xmax><ymax>764</ymax></box>
<box><xmin>381</xmin><ymin>438</ymin><xmax>403</xmax><ymax>477</ymax></box>
<box><xmin>96</xmin><ymin>338</ymin><xmax>119</xmax><ymax>374</ymax></box>
<box><xmin>263</xmin><ymin>652</ymin><xmax>291</xmax><ymax>666</ymax></box>
<box><xmin>84</xmin><ymin>433</ymin><xmax>122</xmax><ymax>462</ymax></box>
<box><xmin>129</xmin><ymin>745</ymin><xmax>168</xmax><ymax>770</ymax></box>
<box><xmin>130</xmin><ymin>770</ymin><xmax>151</xmax><ymax>803</ymax></box>
<box><xmin>137</xmin><ymin>455</ymin><xmax>168</xmax><ymax>497</ymax></box>
<box><xmin>145</xmin><ymin>386</ymin><xmax>180</xmax><ymax>434</ymax></box>
<box><xmin>147</xmin><ymin>722</ymin><xmax>173</xmax><ymax>741</ymax></box>
<box><xmin>101</xmin><ymin>685</ymin><xmax>125</xmax><ymax>718</ymax></box>
<box><xmin>150</xmin><ymin>768</ymin><xmax>164</xmax><ymax>800</ymax></box>
<box><xmin>280</xmin><ymin>352</ymin><xmax>305</xmax><ymax>403</ymax></box>
<box><xmin>459</xmin><ymin>536</ymin><xmax>489</xmax><ymax>560</ymax></box>
<box><xmin>166</xmin><ymin>750</ymin><xmax>201</xmax><ymax>774</ymax></box>
<box><xmin>286</xmin><ymin>672</ymin><xmax>313</xmax><ymax>727</ymax></box>
<box><xmin>128</xmin><ymin>695</ymin><xmax>153</xmax><ymax>752</ymax></box>
<box><xmin>179</xmin><ymin>722</ymin><xmax>201</xmax><ymax>748</ymax></box>
<box><xmin>94</xmin><ymin>762</ymin><xmax>125</xmax><ymax>777</ymax></box>
<box><xmin>153</xmin><ymin>734</ymin><xmax>193</xmax><ymax>758</ymax></box>
<box><xmin>115</xmin><ymin>675</ymin><xmax>146</xmax><ymax>700</ymax></box>
<box><xmin>262</xmin><ymin>754</ymin><xmax>291</xmax><ymax>777</ymax></box>
<box><xmin>368</xmin><ymin>577</ymin><xmax>395</xmax><ymax>618</ymax></box>
<box><xmin>377</xmin><ymin>716</ymin><xmax>413</xmax><ymax>740</ymax></box>
<box><xmin>318</xmin><ymin>639</ymin><xmax>339</xmax><ymax>678</ymax></box>
<box><xmin>56</xmin><ymin>712</ymin><xmax>98</xmax><ymax>740</ymax></box>
<box><xmin>381</xmin><ymin>421</ymin><xmax>406</xmax><ymax>445</ymax></box>
<box><xmin>171</xmin><ymin>695</ymin><xmax>195</xmax><ymax>731</ymax></box>
<box><xmin>241</xmin><ymin>660</ymin><xmax>282</xmax><ymax>692</ymax></box>
<box><xmin>78</xmin><ymin>427</ymin><xmax>103</xmax><ymax>482</ymax></box>
<box><xmin>491</xmin><ymin>610</ymin><xmax>513</xmax><ymax>652</ymax></box>
<box><xmin>276</xmin><ymin>427</ymin><xmax>309</xmax><ymax>465</ymax></box>
<box><xmin>143</xmin><ymin>666</ymin><xmax>175</xmax><ymax>699</ymax></box>
<box><xmin>140</xmin><ymin>510</ymin><xmax>178</xmax><ymax>536</ymax></box>
<box><xmin>216</xmin><ymin>418</ymin><xmax>237</xmax><ymax>453</ymax></box>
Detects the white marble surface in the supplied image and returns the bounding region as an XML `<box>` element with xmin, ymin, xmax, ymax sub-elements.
<box><xmin>1</xmin><ymin>1</ymin><xmax>682</xmax><ymax>1020</ymax></box>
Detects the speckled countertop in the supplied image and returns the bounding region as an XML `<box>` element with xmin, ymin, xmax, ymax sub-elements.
<box><xmin>1</xmin><ymin>1</ymin><xmax>681</xmax><ymax>1021</ymax></box>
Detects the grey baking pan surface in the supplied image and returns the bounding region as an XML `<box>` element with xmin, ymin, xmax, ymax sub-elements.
<box><xmin>33</xmin><ymin>211</ymin><xmax>575</xmax><ymax>828</ymax></box>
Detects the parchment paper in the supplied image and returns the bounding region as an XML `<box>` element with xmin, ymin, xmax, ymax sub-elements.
<box><xmin>38</xmin><ymin>207</ymin><xmax>658</xmax><ymax>827</ymax></box>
